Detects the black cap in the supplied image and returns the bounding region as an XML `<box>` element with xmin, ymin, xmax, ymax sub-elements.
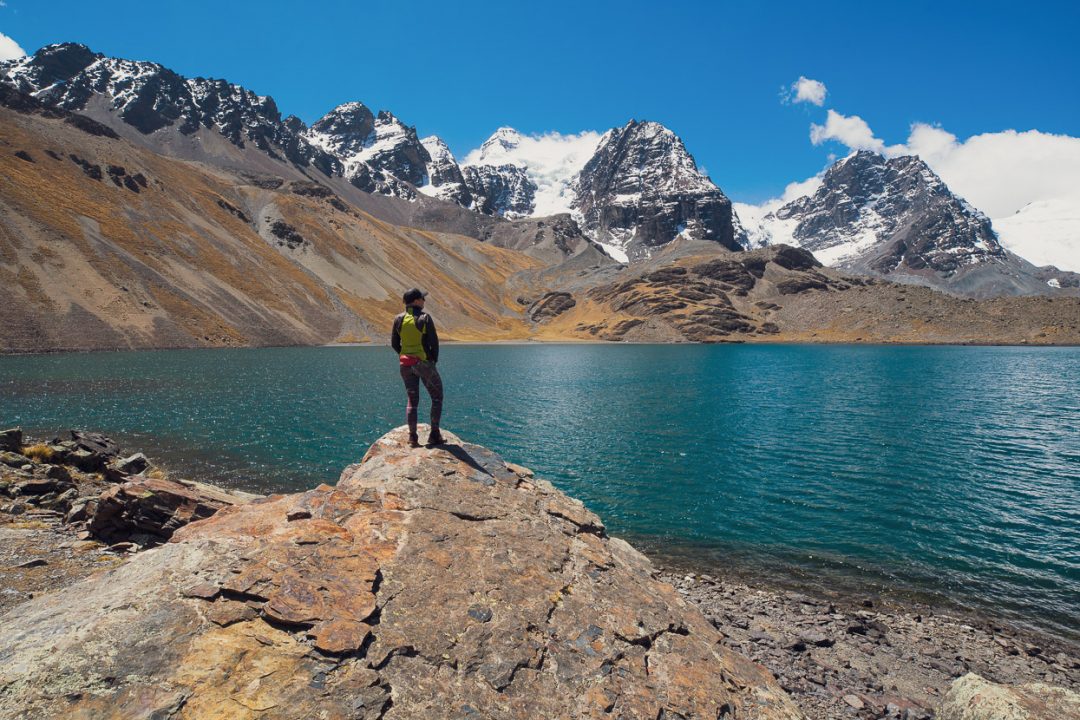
<box><xmin>402</xmin><ymin>288</ymin><xmax>427</xmax><ymax>304</ymax></box>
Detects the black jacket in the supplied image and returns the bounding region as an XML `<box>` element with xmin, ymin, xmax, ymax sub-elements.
<box><xmin>391</xmin><ymin>307</ymin><xmax>439</xmax><ymax>362</ymax></box>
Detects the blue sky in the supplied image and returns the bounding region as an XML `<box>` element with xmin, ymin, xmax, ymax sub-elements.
<box><xmin>2</xmin><ymin>0</ymin><xmax>1077</xmax><ymax>203</ymax></box>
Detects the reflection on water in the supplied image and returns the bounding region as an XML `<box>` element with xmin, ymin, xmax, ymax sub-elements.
<box><xmin>2</xmin><ymin>344</ymin><xmax>1078</xmax><ymax>639</ymax></box>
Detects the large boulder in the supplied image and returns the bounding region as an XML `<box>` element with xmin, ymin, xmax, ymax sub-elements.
<box><xmin>938</xmin><ymin>673</ymin><xmax>1080</xmax><ymax>720</ymax></box>
<box><xmin>0</xmin><ymin>428</ymin><xmax>803</xmax><ymax>719</ymax></box>
<box><xmin>0</xmin><ymin>427</ymin><xmax>22</xmax><ymax>452</ymax></box>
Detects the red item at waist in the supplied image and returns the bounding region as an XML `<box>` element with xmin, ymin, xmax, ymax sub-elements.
<box><xmin>399</xmin><ymin>354</ymin><xmax>421</xmax><ymax>367</ymax></box>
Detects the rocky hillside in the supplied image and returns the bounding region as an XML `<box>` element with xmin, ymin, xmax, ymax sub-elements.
<box><xmin>521</xmin><ymin>243</ymin><xmax>1080</xmax><ymax>345</ymax></box>
<box><xmin>743</xmin><ymin>151</ymin><xmax>1079</xmax><ymax>297</ymax></box>
<box><xmin>0</xmin><ymin>94</ymin><xmax>545</xmax><ymax>352</ymax></box>
<box><xmin>0</xmin><ymin>427</ymin><xmax>805</xmax><ymax>719</ymax></box>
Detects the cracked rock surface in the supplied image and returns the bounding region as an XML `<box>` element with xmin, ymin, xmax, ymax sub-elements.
<box><xmin>0</xmin><ymin>427</ymin><xmax>803</xmax><ymax>719</ymax></box>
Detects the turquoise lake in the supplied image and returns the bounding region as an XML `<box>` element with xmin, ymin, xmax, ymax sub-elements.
<box><xmin>2</xmin><ymin>344</ymin><xmax>1078</xmax><ymax>639</ymax></box>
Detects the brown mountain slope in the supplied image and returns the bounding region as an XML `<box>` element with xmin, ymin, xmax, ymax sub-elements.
<box><xmin>0</xmin><ymin>105</ymin><xmax>543</xmax><ymax>352</ymax></box>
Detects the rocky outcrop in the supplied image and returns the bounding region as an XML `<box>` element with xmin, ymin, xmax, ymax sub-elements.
<box><xmin>0</xmin><ymin>427</ymin><xmax>803</xmax><ymax>719</ymax></box>
<box><xmin>568</xmin><ymin>245</ymin><xmax>840</xmax><ymax>341</ymax></box>
<box><xmin>85</xmin><ymin>476</ymin><xmax>255</xmax><ymax>545</ymax></box>
<box><xmin>527</xmin><ymin>291</ymin><xmax>577</xmax><ymax>321</ymax></box>
<box><xmin>0</xmin><ymin>427</ymin><xmax>21</xmax><ymax>453</ymax></box>
<box><xmin>937</xmin><ymin>673</ymin><xmax>1080</xmax><ymax>719</ymax></box>
<box><xmin>419</xmin><ymin>135</ymin><xmax>473</xmax><ymax>207</ymax></box>
<box><xmin>1</xmin><ymin>430</ymin><xmax>256</xmax><ymax>549</ymax></box>
<box><xmin>464</xmin><ymin>162</ymin><xmax>538</xmax><ymax>218</ymax></box>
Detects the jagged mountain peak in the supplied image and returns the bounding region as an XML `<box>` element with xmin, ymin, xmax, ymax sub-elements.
<box><xmin>420</xmin><ymin>135</ymin><xmax>454</xmax><ymax>161</ymax></box>
<box><xmin>570</xmin><ymin>118</ymin><xmax>744</xmax><ymax>260</ymax></box>
<box><xmin>310</xmin><ymin>102</ymin><xmax>375</xmax><ymax>136</ymax></box>
<box><xmin>1</xmin><ymin>42</ymin><xmax>100</xmax><ymax>87</ymax></box>
<box><xmin>418</xmin><ymin>136</ymin><xmax>473</xmax><ymax>207</ymax></box>
<box><xmin>0</xmin><ymin>42</ymin><xmax>326</xmax><ymax>171</ymax></box>
<box><xmin>477</xmin><ymin>126</ymin><xmax>524</xmax><ymax>159</ymax></box>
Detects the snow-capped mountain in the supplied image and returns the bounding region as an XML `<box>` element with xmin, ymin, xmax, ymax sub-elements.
<box><xmin>0</xmin><ymin>43</ymin><xmax>341</xmax><ymax>176</ymax></box>
<box><xmin>740</xmin><ymin>151</ymin><xmax>1074</xmax><ymax>296</ymax></box>
<box><xmin>749</xmin><ymin>151</ymin><xmax>1004</xmax><ymax>271</ymax></box>
<box><xmin>1</xmin><ymin>44</ymin><xmax>749</xmax><ymax>264</ymax></box>
<box><xmin>5</xmin><ymin>43</ymin><xmax>1072</xmax><ymax>292</ymax></box>
<box><xmin>304</xmin><ymin>102</ymin><xmax>433</xmax><ymax>198</ymax></box>
<box><xmin>569</xmin><ymin>120</ymin><xmax>746</xmax><ymax>261</ymax></box>
<box><xmin>456</xmin><ymin>122</ymin><xmax>746</xmax><ymax>261</ymax></box>
<box><xmin>458</xmin><ymin>127</ymin><xmax>600</xmax><ymax>217</ymax></box>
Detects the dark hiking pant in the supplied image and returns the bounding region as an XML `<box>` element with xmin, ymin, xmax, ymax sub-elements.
<box><xmin>400</xmin><ymin>361</ymin><xmax>443</xmax><ymax>436</ymax></box>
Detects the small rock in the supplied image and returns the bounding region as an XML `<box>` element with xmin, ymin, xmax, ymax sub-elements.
<box><xmin>68</xmin><ymin>449</ymin><xmax>100</xmax><ymax>472</ymax></box>
<box><xmin>0</xmin><ymin>451</ymin><xmax>29</xmax><ymax>468</ymax></box>
<box><xmin>181</xmin><ymin>582</ymin><xmax>221</xmax><ymax>600</ymax></box>
<box><xmin>43</xmin><ymin>465</ymin><xmax>71</xmax><ymax>481</ymax></box>
<box><xmin>467</xmin><ymin>606</ymin><xmax>493</xmax><ymax>623</ymax></box>
<box><xmin>14</xmin><ymin>477</ymin><xmax>62</xmax><ymax>495</ymax></box>
<box><xmin>70</xmin><ymin>430</ymin><xmax>121</xmax><ymax>459</ymax></box>
<box><xmin>506</xmin><ymin>462</ymin><xmax>534</xmax><ymax>478</ymax></box>
<box><xmin>207</xmin><ymin>598</ymin><xmax>257</xmax><ymax>626</ymax></box>
<box><xmin>108</xmin><ymin>452</ymin><xmax>150</xmax><ymax>477</ymax></box>
<box><xmin>310</xmin><ymin>619</ymin><xmax>371</xmax><ymax>654</ymax></box>
<box><xmin>843</xmin><ymin>694</ymin><xmax>865</xmax><ymax>709</ymax></box>
<box><xmin>801</xmin><ymin>631</ymin><xmax>834</xmax><ymax>648</ymax></box>
<box><xmin>65</xmin><ymin>501</ymin><xmax>91</xmax><ymax>524</ymax></box>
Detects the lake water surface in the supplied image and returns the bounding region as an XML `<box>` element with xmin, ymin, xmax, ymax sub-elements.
<box><xmin>2</xmin><ymin>344</ymin><xmax>1078</xmax><ymax>639</ymax></box>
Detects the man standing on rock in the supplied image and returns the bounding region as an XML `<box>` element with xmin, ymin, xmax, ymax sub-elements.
<box><xmin>391</xmin><ymin>288</ymin><xmax>445</xmax><ymax>448</ymax></box>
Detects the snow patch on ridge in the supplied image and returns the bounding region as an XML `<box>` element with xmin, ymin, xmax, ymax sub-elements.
<box><xmin>461</xmin><ymin>128</ymin><xmax>602</xmax><ymax>217</ymax></box>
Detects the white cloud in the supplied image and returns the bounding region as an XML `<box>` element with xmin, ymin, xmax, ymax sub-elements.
<box><xmin>809</xmin><ymin>109</ymin><xmax>886</xmax><ymax>153</ymax></box>
<box><xmin>786</xmin><ymin>76</ymin><xmax>827</xmax><ymax>106</ymax></box>
<box><xmin>901</xmin><ymin>124</ymin><xmax>1080</xmax><ymax>219</ymax></box>
<box><xmin>462</xmin><ymin>127</ymin><xmax>603</xmax><ymax>216</ymax></box>
<box><xmin>0</xmin><ymin>31</ymin><xmax>25</xmax><ymax>61</ymax></box>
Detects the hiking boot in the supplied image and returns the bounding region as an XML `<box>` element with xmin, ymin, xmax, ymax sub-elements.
<box><xmin>425</xmin><ymin>430</ymin><xmax>446</xmax><ymax>447</ymax></box>
<box><xmin>408</xmin><ymin>433</ymin><xmax>420</xmax><ymax>448</ymax></box>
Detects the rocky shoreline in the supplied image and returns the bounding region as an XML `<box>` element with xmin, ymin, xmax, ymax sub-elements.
<box><xmin>2</xmin><ymin>428</ymin><xmax>1078</xmax><ymax>718</ymax></box>
<box><xmin>657</xmin><ymin>569</ymin><xmax>1079</xmax><ymax>719</ymax></box>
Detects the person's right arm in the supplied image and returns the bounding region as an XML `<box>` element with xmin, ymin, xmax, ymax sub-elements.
<box><xmin>391</xmin><ymin>315</ymin><xmax>402</xmax><ymax>354</ymax></box>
